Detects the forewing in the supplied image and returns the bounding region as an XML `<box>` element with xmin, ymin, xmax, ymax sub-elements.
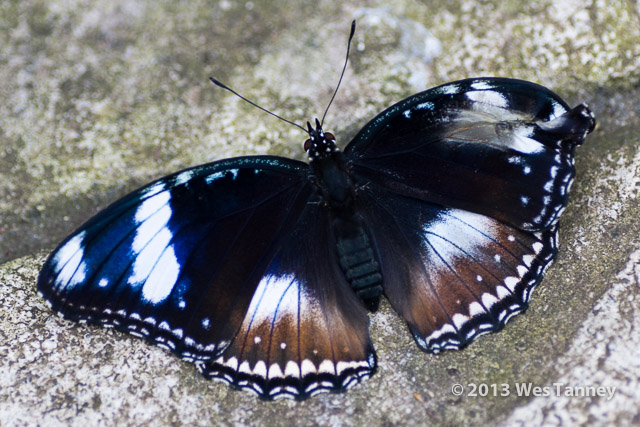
<box><xmin>346</xmin><ymin>78</ymin><xmax>595</xmax><ymax>231</ymax></box>
<box><xmin>38</xmin><ymin>156</ymin><xmax>312</xmax><ymax>362</ymax></box>
<box><xmin>199</xmin><ymin>200</ymin><xmax>375</xmax><ymax>400</ymax></box>
<box><xmin>358</xmin><ymin>185</ymin><xmax>556</xmax><ymax>353</ymax></box>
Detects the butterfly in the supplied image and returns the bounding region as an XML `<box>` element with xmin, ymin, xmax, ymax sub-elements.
<box><xmin>37</xmin><ymin>24</ymin><xmax>596</xmax><ymax>401</ymax></box>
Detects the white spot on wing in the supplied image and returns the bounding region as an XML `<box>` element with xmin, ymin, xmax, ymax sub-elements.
<box><xmin>205</xmin><ymin>168</ymin><xmax>239</xmax><ymax>184</ymax></box>
<box><xmin>452</xmin><ymin>313</ymin><xmax>470</xmax><ymax>329</ymax></box>
<box><xmin>496</xmin><ymin>285</ymin><xmax>510</xmax><ymax>299</ymax></box>
<box><xmin>469</xmin><ymin>302</ymin><xmax>485</xmax><ymax>316</ymax></box>
<box><xmin>174</xmin><ymin>170</ymin><xmax>195</xmax><ymax>186</ymax></box>
<box><xmin>253</xmin><ymin>361</ymin><xmax>267</xmax><ymax>378</ymax></box>
<box><xmin>139</xmin><ymin>181</ymin><xmax>166</xmax><ymax>198</ymax></box>
<box><xmin>517</xmin><ymin>265</ymin><xmax>528</xmax><ymax>277</ymax></box>
<box><xmin>440</xmin><ymin>83</ymin><xmax>461</xmax><ymax>94</ymax></box>
<box><xmin>522</xmin><ymin>255</ymin><xmax>534</xmax><ymax>267</ymax></box>
<box><xmin>510</xmin><ymin>126</ymin><xmax>545</xmax><ymax>154</ymax></box>
<box><xmin>550</xmin><ymin>100</ymin><xmax>567</xmax><ymax>119</ymax></box>
<box><xmin>426</xmin><ymin>323</ymin><xmax>456</xmax><ymax>344</ymax></box>
<box><xmin>532</xmin><ymin>242</ymin><xmax>544</xmax><ymax>254</ymax></box>
<box><xmin>318</xmin><ymin>360</ymin><xmax>335</xmax><ymax>374</ymax></box>
<box><xmin>466</xmin><ymin>90</ymin><xmax>508</xmax><ymax>108</ymax></box>
<box><xmin>482</xmin><ymin>293</ymin><xmax>499</xmax><ymax>308</ymax></box>
<box><xmin>238</xmin><ymin>361</ymin><xmax>251</xmax><ymax>374</ymax></box>
<box><xmin>508</xmin><ymin>156</ymin><xmax>522</xmax><ymax>164</ymax></box>
<box><xmin>284</xmin><ymin>361</ymin><xmax>300</xmax><ymax>378</ymax></box>
<box><xmin>470</xmin><ymin>81</ymin><xmax>493</xmax><ymax>90</ymax></box>
<box><xmin>415</xmin><ymin>101</ymin><xmax>434</xmax><ymax>111</ymax></box>
<box><xmin>301</xmin><ymin>359</ymin><xmax>316</xmax><ymax>376</ymax></box>
<box><xmin>268</xmin><ymin>363</ymin><xmax>284</xmax><ymax>379</ymax></box>
<box><xmin>205</xmin><ymin>171</ymin><xmax>225</xmax><ymax>183</ymax></box>
<box><xmin>504</xmin><ymin>276</ymin><xmax>519</xmax><ymax>291</ymax></box>
<box><xmin>129</xmin><ymin>191</ymin><xmax>173</xmax><ymax>289</ymax></box>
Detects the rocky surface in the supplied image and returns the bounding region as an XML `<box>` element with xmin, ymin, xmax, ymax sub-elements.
<box><xmin>1</xmin><ymin>0</ymin><xmax>639</xmax><ymax>425</ymax></box>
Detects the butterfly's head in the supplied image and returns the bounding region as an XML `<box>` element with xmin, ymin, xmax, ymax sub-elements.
<box><xmin>304</xmin><ymin>118</ymin><xmax>338</xmax><ymax>162</ymax></box>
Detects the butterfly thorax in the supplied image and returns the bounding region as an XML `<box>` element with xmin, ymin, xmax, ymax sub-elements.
<box><xmin>305</xmin><ymin>119</ymin><xmax>352</xmax><ymax>211</ymax></box>
<box><xmin>305</xmin><ymin>119</ymin><xmax>383</xmax><ymax>311</ymax></box>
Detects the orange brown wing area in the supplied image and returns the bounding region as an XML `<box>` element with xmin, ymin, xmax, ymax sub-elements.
<box><xmin>359</xmin><ymin>187</ymin><xmax>557</xmax><ymax>353</ymax></box>
<box><xmin>198</xmin><ymin>203</ymin><xmax>376</xmax><ymax>400</ymax></box>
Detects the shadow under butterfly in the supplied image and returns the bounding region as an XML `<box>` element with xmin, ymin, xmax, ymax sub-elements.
<box><xmin>37</xmin><ymin>21</ymin><xmax>596</xmax><ymax>400</ymax></box>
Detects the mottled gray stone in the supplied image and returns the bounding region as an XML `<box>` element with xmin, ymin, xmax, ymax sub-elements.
<box><xmin>1</xmin><ymin>0</ymin><xmax>640</xmax><ymax>425</ymax></box>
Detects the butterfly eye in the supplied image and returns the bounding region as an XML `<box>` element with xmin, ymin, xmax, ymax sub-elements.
<box><xmin>304</xmin><ymin>139</ymin><xmax>312</xmax><ymax>151</ymax></box>
<box><xmin>324</xmin><ymin>132</ymin><xmax>335</xmax><ymax>141</ymax></box>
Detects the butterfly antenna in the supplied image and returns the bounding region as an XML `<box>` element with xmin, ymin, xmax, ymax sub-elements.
<box><xmin>320</xmin><ymin>20</ymin><xmax>356</xmax><ymax>127</ymax></box>
<box><xmin>209</xmin><ymin>77</ymin><xmax>307</xmax><ymax>133</ymax></box>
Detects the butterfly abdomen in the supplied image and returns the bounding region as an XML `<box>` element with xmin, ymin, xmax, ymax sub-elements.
<box><xmin>333</xmin><ymin>218</ymin><xmax>383</xmax><ymax>312</ymax></box>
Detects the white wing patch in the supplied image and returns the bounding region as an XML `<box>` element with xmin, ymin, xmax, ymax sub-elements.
<box><xmin>52</xmin><ymin>231</ymin><xmax>88</xmax><ymax>290</ymax></box>
<box><xmin>245</xmin><ymin>273</ymin><xmax>301</xmax><ymax>326</ymax></box>
<box><xmin>174</xmin><ymin>170</ymin><xmax>195</xmax><ymax>186</ymax></box>
<box><xmin>205</xmin><ymin>168</ymin><xmax>239</xmax><ymax>184</ymax></box>
<box><xmin>470</xmin><ymin>80</ymin><xmax>493</xmax><ymax>90</ymax></box>
<box><xmin>466</xmin><ymin>90</ymin><xmax>508</xmax><ymax>108</ymax></box>
<box><xmin>141</xmin><ymin>244</ymin><xmax>180</xmax><ymax>304</ymax></box>
<box><xmin>422</xmin><ymin>209</ymin><xmax>497</xmax><ymax>267</ymax></box>
<box><xmin>510</xmin><ymin>126</ymin><xmax>545</xmax><ymax>154</ymax></box>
